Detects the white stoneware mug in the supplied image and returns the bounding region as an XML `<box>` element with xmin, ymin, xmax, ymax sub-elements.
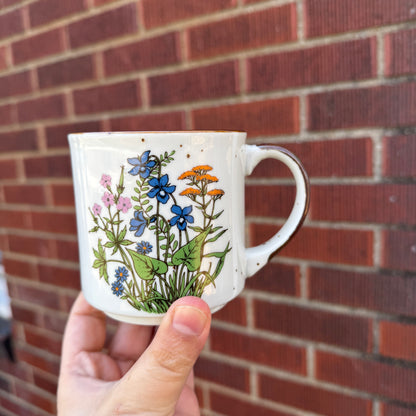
<box><xmin>68</xmin><ymin>131</ymin><xmax>309</xmax><ymax>325</ymax></box>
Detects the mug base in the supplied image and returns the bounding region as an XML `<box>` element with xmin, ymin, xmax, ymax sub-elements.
<box><xmin>105</xmin><ymin>303</ymin><xmax>226</xmax><ymax>326</ymax></box>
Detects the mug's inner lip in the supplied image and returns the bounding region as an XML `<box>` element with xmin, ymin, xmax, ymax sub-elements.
<box><xmin>69</xmin><ymin>130</ymin><xmax>246</xmax><ymax>135</ymax></box>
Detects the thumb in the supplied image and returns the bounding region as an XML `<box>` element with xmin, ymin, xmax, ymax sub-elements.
<box><xmin>111</xmin><ymin>297</ymin><xmax>211</xmax><ymax>415</ymax></box>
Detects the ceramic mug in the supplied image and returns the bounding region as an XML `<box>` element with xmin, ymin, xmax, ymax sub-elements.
<box><xmin>68</xmin><ymin>131</ymin><xmax>309</xmax><ymax>325</ymax></box>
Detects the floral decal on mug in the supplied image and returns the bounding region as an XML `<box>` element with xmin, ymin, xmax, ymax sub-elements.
<box><xmin>88</xmin><ymin>149</ymin><xmax>231</xmax><ymax>314</ymax></box>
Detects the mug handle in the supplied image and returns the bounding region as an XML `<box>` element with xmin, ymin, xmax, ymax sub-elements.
<box><xmin>245</xmin><ymin>145</ymin><xmax>310</xmax><ymax>277</ymax></box>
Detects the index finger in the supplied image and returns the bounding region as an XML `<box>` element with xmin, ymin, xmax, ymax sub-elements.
<box><xmin>60</xmin><ymin>292</ymin><xmax>107</xmax><ymax>369</ymax></box>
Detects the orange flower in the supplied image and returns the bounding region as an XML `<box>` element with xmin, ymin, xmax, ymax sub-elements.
<box><xmin>207</xmin><ymin>189</ymin><xmax>225</xmax><ymax>196</ymax></box>
<box><xmin>192</xmin><ymin>165</ymin><xmax>213</xmax><ymax>172</ymax></box>
<box><xmin>178</xmin><ymin>171</ymin><xmax>196</xmax><ymax>180</ymax></box>
<box><xmin>180</xmin><ymin>188</ymin><xmax>201</xmax><ymax>196</ymax></box>
<box><xmin>197</xmin><ymin>174</ymin><xmax>218</xmax><ymax>182</ymax></box>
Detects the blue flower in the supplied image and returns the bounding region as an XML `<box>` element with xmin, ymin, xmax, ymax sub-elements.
<box><xmin>114</xmin><ymin>266</ymin><xmax>128</xmax><ymax>282</ymax></box>
<box><xmin>111</xmin><ymin>280</ymin><xmax>124</xmax><ymax>297</ymax></box>
<box><xmin>148</xmin><ymin>174</ymin><xmax>176</xmax><ymax>204</ymax></box>
<box><xmin>136</xmin><ymin>241</ymin><xmax>153</xmax><ymax>255</ymax></box>
<box><xmin>169</xmin><ymin>205</ymin><xmax>194</xmax><ymax>230</ymax></box>
<box><xmin>127</xmin><ymin>151</ymin><xmax>156</xmax><ymax>178</ymax></box>
<box><xmin>130</xmin><ymin>211</ymin><xmax>147</xmax><ymax>237</ymax></box>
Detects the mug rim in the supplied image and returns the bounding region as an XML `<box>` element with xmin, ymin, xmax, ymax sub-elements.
<box><xmin>68</xmin><ymin>130</ymin><xmax>246</xmax><ymax>136</ymax></box>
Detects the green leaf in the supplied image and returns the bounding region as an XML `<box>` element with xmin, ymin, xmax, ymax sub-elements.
<box><xmin>132</xmin><ymin>196</ymin><xmax>139</xmax><ymax>202</ymax></box>
<box><xmin>104</xmin><ymin>241</ymin><xmax>115</xmax><ymax>248</ymax></box>
<box><xmin>127</xmin><ymin>249</ymin><xmax>168</xmax><ymax>280</ymax></box>
<box><xmin>89</xmin><ymin>226</ymin><xmax>99</xmax><ymax>233</ymax></box>
<box><xmin>188</xmin><ymin>226</ymin><xmax>204</xmax><ymax>233</ymax></box>
<box><xmin>212</xmin><ymin>242</ymin><xmax>232</xmax><ymax>279</ymax></box>
<box><xmin>146</xmin><ymin>205</ymin><xmax>153</xmax><ymax>212</ymax></box>
<box><xmin>106</xmin><ymin>230</ymin><xmax>116</xmax><ymax>242</ymax></box>
<box><xmin>92</xmin><ymin>260</ymin><xmax>101</xmax><ymax>268</ymax></box>
<box><xmin>119</xmin><ymin>226</ymin><xmax>127</xmax><ymax>241</ymax></box>
<box><xmin>98</xmin><ymin>239</ymin><xmax>105</xmax><ymax>257</ymax></box>
<box><xmin>172</xmin><ymin>227</ymin><xmax>211</xmax><ymax>272</ymax></box>
<box><xmin>120</xmin><ymin>240</ymin><xmax>134</xmax><ymax>246</ymax></box>
<box><xmin>99</xmin><ymin>264</ymin><xmax>109</xmax><ymax>283</ymax></box>
<box><xmin>206</xmin><ymin>229</ymin><xmax>227</xmax><ymax>243</ymax></box>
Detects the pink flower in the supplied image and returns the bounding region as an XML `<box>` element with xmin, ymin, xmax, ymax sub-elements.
<box><xmin>100</xmin><ymin>174</ymin><xmax>112</xmax><ymax>188</ymax></box>
<box><xmin>117</xmin><ymin>196</ymin><xmax>132</xmax><ymax>213</ymax></box>
<box><xmin>92</xmin><ymin>203</ymin><xmax>102</xmax><ymax>216</ymax></box>
<box><xmin>102</xmin><ymin>192</ymin><xmax>115</xmax><ymax>207</ymax></box>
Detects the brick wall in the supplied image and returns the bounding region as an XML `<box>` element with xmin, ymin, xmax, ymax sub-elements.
<box><xmin>0</xmin><ymin>0</ymin><xmax>415</xmax><ymax>415</ymax></box>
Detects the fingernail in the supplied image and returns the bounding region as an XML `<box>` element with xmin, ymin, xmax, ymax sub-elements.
<box><xmin>172</xmin><ymin>306</ymin><xmax>208</xmax><ymax>336</ymax></box>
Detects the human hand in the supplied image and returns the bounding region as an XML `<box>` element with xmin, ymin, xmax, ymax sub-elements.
<box><xmin>57</xmin><ymin>293</ymin><xmax>211</xmax><ymax>416</ymax></box>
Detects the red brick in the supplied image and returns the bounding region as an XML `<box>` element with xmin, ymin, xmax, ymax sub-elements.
<box><xmin>246</xmin><ymin>184</ymin><xmax>295</xmax><ymax>219</ymax></box>
<box><xmin>143</xmin><ymin>0</ymin><xmax>235</xmax><ymax>28</ymax></box>
<box><xmin>249</xmin><ymin>38</ymin><xmax>376</xmax><ymax>92</ymax></box>
<box><xmin>189</xmin><ymin>4</ymin><xmax>297</xmax><ymax>59</ymax></box>
<box><xmin>211</xmin><ymin>328</ymin><xmax>306</xmax><ymax>374</ymax></box>
<box><xmin>385</xmin><ymin>28</ymin><xmax>416</xmax><ymax>76</ymax></box>
<box><xmin>56</xmin><ymin>239</ymin><xmax>79</xmax><ymax>262</ymax></box>
<box><xmin>0</xmin><ymin>209</ymin><xmax>31</xmax><ymax>230</ymax></box>
<box><xmin>46</xmin><ymin>120</ymin><xmax>101</xmax><ymax>149</ymax></box>
<box><xmin>17</xmin><ymin>94</ymin><xmax>66</xmax><ymax>123</ymax></box>
<box><xmin>308</xmin><ymin>82</ymin><xmax>416</xmax><ymax>131</ymax></box>
<box><xmin>73</xmin><ymin>80</ymin><xmax>140</xmax><ymax>115</ymax></box>
<box><xmin>259</xmin><ymin>373</ymin><xmax>372</xmax><ymax>416</ymax></box>
<box><xmin>32</xmin><ymin>211</ymin><xmax>77</xmax><ymax>235</ymax></box>
<box><xmin>12</xmin><ymin>28</ymin><xmax>65</xmax><ymax>65</ymax></box>
<box><xmin>0</xmin><ymin>9</ymin><xmax>24</xmax><ymax>40</ymax></box>
<box><xmin>51</xmin><ymin>183</ymin><xmax>75</xmax><ymax>207</ymax></box>
<box><xmin>4</xmin><ymin>184</ymin><xmax>46</xmax><ymax>205</ymax></box>
<box><xmin>251</xmin><ymin>224</ymin><xmax>373</xmax><ymax>266</ymax></box>
<box><xmin>15</xmin><ymin>283</ymin><xmax>60</xmax><ymax>310</ymax></box>
<box><xmin>0</xmin><ymin>103</ymin><xmax>14</xmax><ymax>126</ymax></box>
<box><xmin>195</xmin><ymin>356</ymin><xmax>249</xmax><ymax>392</ymax></box>
<box><xmin>382</xmin><ymin>403</ymin><xmax>416</xmax><ymax>416</ymax></box>
<box><xmin>16</xmin><ymin>347</ymin><xmax>60</xmax><ymax>375</ymax></box>
<box><xmin>316</xmin><ymin>351</ymin><xmax>416</xmax><ymax>403</ymax></box>
<box><xmin>193</xmin><ymin>97</ymin><xmax>299</xmax><ymax>137</ymax></box>
<box><xmin>0</xmin><ymin>396</ymin><xmax>32</xmax><ymax>416</ymax></box>
<box><xmin>8</xmin><ymin>234</ymin><xmax>56</xmax><ymax>259</ymax></box>
<box><xmin>38</xmin><ymin>54</ymin><xmax>95</xmax><ymax>89</ymax></box>
<box><xmin>29</xmin><ymin>0</ymin><xmax>86</xmax><ymax>27</ymax></box>
<box><xmin>37</xmin><ymin>264</ymin><xmax>80</xmax><ymax>289</ymax></box>
<box><xmin>252</xmin><ymin>138</ymin><xmax>373</xmax><ymax>178</ymax></box>
<box><xmin>68</xmin><ymin>4</ymin><xmax>138</xmax><ymax>49</ymax></box>
<box><xmin>11</xmin><ymin>304</ymin><xmax>42</xmax><ymax>326</ymax></box>
<box><xmin>382</xmin><ymin>230</ymin><xmax>416</xmax><ymax>272</ymax></box>
<box><xmin>33</xmin><ymin>371</ymin><xmax>58</xmax><ymax>395</ymax></box>
<box><xmin>24</xmin><ymin>154</ymin><xmax>71</xmax><ymax>178</ymax></box>
<box><xmin>245</xmin><ymin>262</ymin><xmax>299</xmax><ymax>296</ymax></box>
<box><xmin>0</xmin><ymin>70</ymin><xmax>32</xmax><ymax>98</ymax></box>
<box><xmin>305</xmin><ymin>0</ymin><xmax>416</xmax><ymax>38</ymax></box>
<box><xmin>213</xmin><ymin>296</ymin><xmax>247</xmax><ymax>326</ymax></box>
<box><xmin>211</xmin><ymin>391</ymin><xmax>292</xmax><ymax>416</ymax></box>
<box><xmin>0</xmin><ymin>46</ymin><xmax>8</xmax><ymax>70</ymax></box>
<box><xmin>308</xmin><ymin>267</ymin><xmax>416</xmax><ymax>318</ymax></box>
<box><xmin>0</xmin><ymin>159</ymin><xmax>17</xmax><ymax>180</ymax></box>
<box><xmin>24</xmin><ymin>327</ymin><xmax>62</xmax><ymax>356</ymax></box>
<box><xmin>310</xmin><ymin>184</ymin><xmax>416</xmax><ymax>225</ymax></box>
<box><xmin>94</xmin><ymin>0</ymin><xmax>117</xmax><ymax>4</ymax></box>
<box><xmin>110</xmin><ymin>112</ymin><xmax>185</xmax><ymax>131</ymax></box>
<box><xmin>104</xmin><ymin>32</ymin><xmax>179</xmax><ymax>76</ymax></box>
<box><xmin>380</xmin><ymin>321</ymin><xmax>416</xmax><ymax>362</ymax></box>
<box><xmin>149</xmin><ymin>61</ymin><xmax>239</xmax><ymax>106</ymax></box>
<box><xmin>15</xmin><ymin>378</ymin><xmax>57</xmax><ymax>412</ymax></box>
<box><xmin>0</xmin><ymin>129</ymin><xmax>37</xmax><ymax>153</ymax></box>
<box><xmin>383</xmin><ymin>135</ymin><xmax>416</xmax><ymax>178</ymax></box>
<box><xmin>3</xmin><ymin>258</ymin><xmax>37</xmax><ymax>280</ymax></box>
<box><xmin>254</xmin><ymin>300</ymin><xmax>372</xmax><ymax>351</ymax></box>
